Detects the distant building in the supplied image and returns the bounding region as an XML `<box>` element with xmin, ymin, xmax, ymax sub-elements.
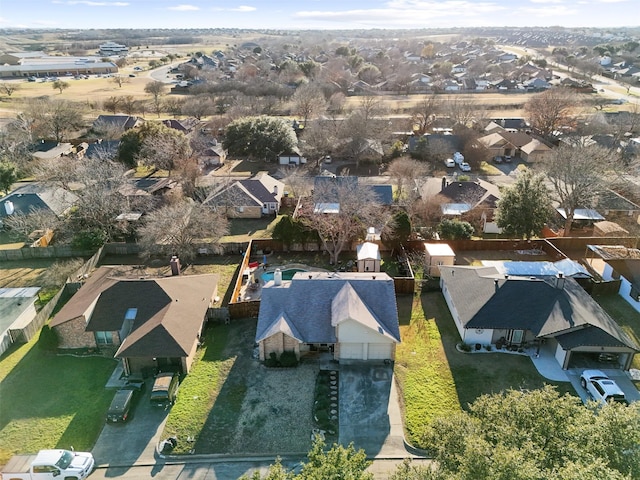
<box><xmin>99</xmin><ymin>41</ymin><xmax>129</xmax><ymax>56</ymax></box>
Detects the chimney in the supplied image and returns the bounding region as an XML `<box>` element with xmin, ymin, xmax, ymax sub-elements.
<box><xmin>170</xmin><ymin>255</ymin><xmax>181</xmax><ymax>276</ymax></box>
<box><xmin>494</xmin><ymin>278</ymin><xmax>499</xmax><ymax>292</ymax></box>
<box><xmin>555</xmin><ymin>272</ymin><xmax>565</xmax><ymax>289</ymax></box>
<box><xmin>441</xmin><ymin>176</ymin><xmax>447</xmax><ymax>191</ymax></box>
<box><xmin>274</xmin><ymin>268</ymin><xmax>282</xmax><ymax>286</ymax></box>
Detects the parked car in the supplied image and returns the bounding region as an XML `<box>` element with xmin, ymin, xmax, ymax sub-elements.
<box><xmin>27</xmin><ymin>76</ymin><xmax>37</xmax><ymax>82</ymax></box>
<box><xmin>150</xmin><ymin>372</ymin><xmax>179</xmax><ymax>407</ymax></box>
<box><xmin>128</xmin><ymin>74</ymin><xmax>136</xmax><ymax>77</ymax></box>
<box><xmin>324</xmin><ymin>155</ymin><xmax>332</xmax><ymax>164</ymax></box>
<box><xmin>444</xmin><ymin>158</ymin><xmax>456</xmax><ymax>168</ymax></box>
<box><xmin>493</xmin><ymin>155</ymin><xmax>503</xmax><ymax>163</ymax></box>
<box><xmin>106</xmin><ymin>379</ymin><xmax>145</xmax><ymax>422</ymax></box>
<box><xmin>1</xmin><ymin>450</ymin><xmax>94</xmax><ymax>480</ymax></box>
<box><xmin>453</xmin><ymin>151</ymin><xmax>464</xmax><ymax>164</ymax></box>
<box><xmin>504</xmin><ymin>155</ymin><xmax>512</xmax><ymax>163</ymax></box>
<box><xmin>580</xmin><ymin>369</ymin><xmax>627</xmax><ymax>405</ymax></box>
<box><xmin>459</xmin><ymin>162</ymin><xmax>471</xmax><ymax>172</ymax></box>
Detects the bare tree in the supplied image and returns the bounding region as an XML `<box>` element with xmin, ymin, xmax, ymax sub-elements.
<box><xmin>111</xmin><ymin>75</ymin><xmax>129</xmax><ymax>88</ymax></box>
<box><xmin>4</xmin><ymin>208</ymin><xmax>61</xmax><ymax>242</ymax></box>
<box><xmin>542</xmin><ymin>143</ymin><xmax>617</xmax><ymax>235</ymax></box>
<box><xmin>136</xmin><ymin>128</ymin><xmax>191</xmax><ymax>176</ymax></box>
<box><xmin>137</xmin><ymin>200</ymin><xmax>229</xmax><ymax>262</ymax></box>
<box><xmin>0</xmin><ymin>82</ymin><xmax>20</xmax><ymax>97</ymax></box>
<box><xmin>296</xmin><ymin>179</ymin><xmax>389</xmax><ymax>264</ymax></box>
<box><xmin>120</xmin><ymin>95</ymin><xmax>137</xmax><ymax>116</ymax></box>
<box><xmin>183</xmin><ymin>96</ymin><xmax>215</xmax><ymax>120</ymax></box>
<box><xmin>32</xmin><ymin>155</ymin><xmax>80</xmax><ymax>190</ymax></box>
<box><xmin>144</xmin><ymin>80</ymin><xmax>167</xmax><ymax>117</ymax></box>
<box><xmin>292</xmin><ymin>83</ymin><xmax>326</xmax><ymax>127</ymax></box>
<box><xmin>443</xmin><ymin>95</ymin><xmax>476</xmax><ymax>127</ymax></box>
<box><xmin>20</xmin><ymin>98</ymin><xmax>84</xmax><ymax>143</ymax></box>
<box><xmin>387</xmin><ymin>156</ymin><xmax>428</xmax><ymax>201</ymax></box>
<box><xmin>411</xmin><ymin>93</ymin><xmax>442</xmax><ymax>134</ymax></box>
<box><xmin>525</xmin><ymin>88</ymin><xmax>579</xmax><ymax>139</ymax></box>
<box><xmin>91</xmin><ymin>117</ymin><xmax>125</xmax><ymax>139</ymax></box>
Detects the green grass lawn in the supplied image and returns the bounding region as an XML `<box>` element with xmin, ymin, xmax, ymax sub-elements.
<box><xmin>0</xmin><ymin>334</ymin><xmax>115</xmax><ymax>465</ymax></box>
<box><xmin>395</xmin><ymin>291</ymin><xmax>575</xmax><ymax>448</ymax></box>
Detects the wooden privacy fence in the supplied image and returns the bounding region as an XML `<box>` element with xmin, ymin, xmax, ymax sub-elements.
<box><xmin>0</xmin><ymin>246</ymin><xmax>95</xmax><ymax>261</ymax></box>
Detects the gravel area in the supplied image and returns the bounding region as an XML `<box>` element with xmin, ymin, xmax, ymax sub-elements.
<box><xmin>230</xmin><ymin>362</ymin><xmax>318</xmax><ymax>454</ymax></box>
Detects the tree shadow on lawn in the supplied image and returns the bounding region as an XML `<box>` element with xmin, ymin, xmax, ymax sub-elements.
<box><xmin>420</xmin><ymin>291</ymin><xmax>574</xmax><ymax>410</ymax></box>
<box><xmin>0</xmin><ymin>334</ymin><xmax>115</xmax><ymax>464</ymax></box>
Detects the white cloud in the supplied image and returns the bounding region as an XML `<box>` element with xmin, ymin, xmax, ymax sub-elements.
<box><xmin>519</xmin><ymin>4</ymin><xmax>577</xmax><ymax>15</ymax></box>
<box><xmin>529</xmin><ymin>0</ymin><xmax>564</xmax><ymax>3</ymax></box>
<box><xmin>210</xmin><ymin>5</ymin><xmax>256</xmax><ymax>12</ymax></box>
<box><xmin>168</xmin><ymin>4</ymin><xmax>199</xmax><ymax>11</ymax></box>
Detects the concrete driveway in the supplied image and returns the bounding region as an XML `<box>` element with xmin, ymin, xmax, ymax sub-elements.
<box><xmin>339</xmin><ymin>364</ymin><xmax>407</xmax><ymax>457</ymax></box>
<box><xmin>92</xmin><ymin>387</ymin><xmax>169</xmax><ymax>468</ymax></box>
<box><xmin>567</xmin><ymin>368</ymin><xmax>640</xmax><ymax>405</ymax></box>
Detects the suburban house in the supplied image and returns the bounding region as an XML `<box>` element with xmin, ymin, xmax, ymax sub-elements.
<box><xmin>0</xmin><ymin>183</ymin><xmax>78</xmax><ymax>227</ymax></box>
<box><xmin>85</xmin><ymin>139</ymin><xmax>121</xmax><ymax>159</ymax></box>
<box><xmin>162</xmin><ymin>118</ymin><xmax>200</xmax><ymax>134</ymax></box>
<box><xmin>424</xmin><ymin>243</ymin><xmax>456</xmax><ymax>276</ymax></box>
<box><xmin>0</xmin><ymin>287</ymin><xmax>41</xmax><ymax>356</ymax></box>
<box><xmin>586</xmin><ymin>245</ymin><xmax>640</xmax><ymax>315</ymax></box>
<box><xmin>200</xmin><ymin>143</ymin><xmax>226</xmax><ymax>168</ymax></box>
<box><xmin>439</xmin><ymin>265</ymin><xmax>638</xmax><ymax>370</ymax></box>
<box><xmin>256</xmin><ymin>272</ymin><xmax>400</xmax><ymax>362</ymax></box>
<box><xmin>50</xmin><ymin>267</ymin><xmax>219</xmax><ymax>376</ymax></box>
<box><xmin>203</xmin><ymin>172</ymin><xmax>284</xmax><ymax>218</ymax></box>
<box><xmin>278</xmin><ymin>148</ymin><xmax>306</xmax><ymax>166</ymax></box>
<box><xmin>32</xmin><ymin>142</ymin><xmax>74</xmax><ymax>161</ymax></box>
<box><xmin>593</xmin><ymin>189</ymin><xmax>640</xmax><ymax>223</ymax></box>
<box><xmin>92</xmin><ymin>115</ymin><xmax>141</xmax><ymax>132</ymax></box>
<box><xmin>484</xmin><ymin>118</ymin><xmax>529</xmax><ymax>134</ymax></box>
<box><xmin>477</xmin><ymin>131</ymin><xmax>552</xmax><ymax>162</ymax></box>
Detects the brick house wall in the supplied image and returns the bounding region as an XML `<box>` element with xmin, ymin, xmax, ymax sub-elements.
<box><xmin>53</xmin><ymin>316</ymin><xmax>97</xmax><ymax>349</ymax></box>
<box><xmin>259</xmin><ymin>332</ymin><xmax>301</xmax><ymax>360</ymax></box>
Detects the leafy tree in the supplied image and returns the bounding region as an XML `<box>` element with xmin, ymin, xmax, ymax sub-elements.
<box><xmin>496</xmin><ymin>169</ymin><xmax>553</xmax><ymax>239</ymax></box>
<box><xmin>72</xmin><ymin>227</ymin><xmax>108</xmax><ymax>250</ymax></box>
<box><xmin>137</xmin><ymin>200</ymin><xmax>229</xmax><ymax>262</ymax></box>
<box><xmin>298</xmin><ymin>436</ymin><xmax>372</xmax><ymax>480</ymax></box>
<box><xmin>272</xmin><ymin>215</ymin><xmax>319</xmax><ymax>248</ymax></box>
<box><xmin>224</xmin><ymin>116</ymin><xmax>298</xmax><ymax>161</ymax></box>
<box><xmin>52</xmin><ymin>80</ymin><xmax>69</xmax><ymax>94</ymax></box>
<box><xmin>382</xmin><ymin>210</ymin><xmax>412</xmax><ymax>251</ymax></box>
<box><xmin>0</xmin><ymin>161</ymin><xmax>17</xmax><ymax>194</ymax></box>
<box><xmin>420</xmin><ymin>386</ymin><xmax>640</xmax><ymax>480</ymax></box>
<box><xmin>437</xmin><ymin>219</ymin><xmax>474</xmax><ymax>240</ymax></box>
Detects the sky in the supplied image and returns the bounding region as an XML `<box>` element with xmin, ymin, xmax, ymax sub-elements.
<box><xmin>0</xmin><ymin>0</ymin><xmax>637</xmax><ymax>30</ymax></box>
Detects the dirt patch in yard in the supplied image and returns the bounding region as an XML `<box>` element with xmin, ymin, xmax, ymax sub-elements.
<box><xmin>195</xmin><ymin>319</ymin><xmax>317</xmax><ymax>455</ymax></box>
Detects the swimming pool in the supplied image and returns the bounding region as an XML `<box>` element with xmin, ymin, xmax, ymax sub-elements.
<box><xmin>262</xmin><ymin>268</ymin><xmax>307</xmax><ymax>282</ymax></box>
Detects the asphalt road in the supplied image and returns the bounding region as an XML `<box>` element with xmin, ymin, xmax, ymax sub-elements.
<box><xmin>90</xmin><ymin>458</ymin><xmax>433</xmax><ymax>480</ymax></box>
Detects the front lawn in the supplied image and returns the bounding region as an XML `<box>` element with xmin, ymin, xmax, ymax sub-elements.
<box><xmin>0</xmin><ymin>334</ymin><xmax>115</xmax><ymax>465</ymax></box>
<box><xmin>395</xmin><ymin>291</ymin><xmax>575</xmax><ymax>448</ymax></box>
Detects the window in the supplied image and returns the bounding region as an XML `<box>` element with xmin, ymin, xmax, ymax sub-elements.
<box><xmin>509</xmin><ymin>329</ymin><xmax>524</xmax><ymax>345</ymax></box>
<box><xmin>125</xmin><ymin>308</ymin><xmax>137</xmax><ymax>320</ymax></box>
<box><xmin>95</xmin><ymin>331</ymin><xmax>113</xmax><ymax>345</ymax></box>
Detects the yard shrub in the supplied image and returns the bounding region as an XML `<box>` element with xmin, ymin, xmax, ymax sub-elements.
<box><xmin>459</xmin><ymin>342</ymin><xmax>472</xmax><ymax>352</ymax></box>
<box><xmin>279</xmin><ymin>350</ymin><xmax>298</xmax><ymax>367</ymax></box>
<box><xmin>265</xmin><ymin>352</ymin><xmax>279</xmax><ymax>368</ymax></box>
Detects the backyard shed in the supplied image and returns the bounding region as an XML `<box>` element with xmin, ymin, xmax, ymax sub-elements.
<box><xmin>424</xmin><ymin>243</ymin><xmax>456</xmax><ymax>276</ymax></box>
<box><xmin>357</xmin><ymin>242</ymin><xmax>381</xmax><ymax>273</ymax></box>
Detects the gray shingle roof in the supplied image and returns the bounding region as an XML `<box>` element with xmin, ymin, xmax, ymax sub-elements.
<box><xmin>0</xmin><ymin>184</ymin><xmax>78</xmax><ymax>218</ymax></box>
<box><xmin>440</xmin><ymin>265</ymin><xmax>638</xmax><ymax>350</ymax></box>
<box><xmin>256</xmin><ymin>272</ymin><xmax>400</xmax><ymax>344</ymax></box>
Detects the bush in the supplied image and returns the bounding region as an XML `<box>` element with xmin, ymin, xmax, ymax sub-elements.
<box><xmin>279</xmin><ymin>350</ymin><xmax>298</xmax><ymax>367</ymax></box>
<box><xmin>459</xmin><ymin>342</ymin><xmax>472</xmax><ymax>352</ymax></box>
<box><xmin>265</xmin><ymin>352</ymin><xmax>279</xmax><ymax>368</ymax></box>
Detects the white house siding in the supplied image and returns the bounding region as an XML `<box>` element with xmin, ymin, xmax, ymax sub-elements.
<box><xmin>336</xmin><ymin>319</ymin><xmax>396</xmax><ymax>361</ymax></box>
<box><xmin>440</xmin><ymin>281</ymin><xmax>465</xmax><ymax>339</ymax></box>
<box><xmin>462</xmin><ymin>329</ymin><xmax>493</xmax><ymax>346</ymax></box>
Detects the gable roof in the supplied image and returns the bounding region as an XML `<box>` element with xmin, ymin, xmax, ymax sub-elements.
<box><xmin>256</xmin><ymin>272</ymin><xmax>400</xmax><ymax>344</ymax></box>
<box><xmin>204</xmin><ymin>172</ymin><xmax>283</xmax><ymax>209</ymax></box>
<box><xmin>357</xmin><ymin>242</ymin><xmax>380</xmax><ymax>260</ymax></box>
<box><xmin>371</xmin><ymin>185</ymin><xmax>393</xmax><ymax>205</ymax></box>
<box><xmin>0</xmin><ymin>183</ymin><xmax>78</xmax><ymax>218</ymax></box>
<box><xmin>440</xmin><ymin>265</ymin><xmax>638</xmax><ymax>351</ymax></box>
<box><xmin>51</xmin><ymin>267</ymin><xmax>218</xmax><ymax>357</ymax></box>
<box><xmin>94</xmin><ymin>115</ymin><xmax>140</xmax><ymax>130</ymax></box>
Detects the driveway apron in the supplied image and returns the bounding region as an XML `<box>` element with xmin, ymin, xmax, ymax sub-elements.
<box><xmin>338</xmin><ymin>364</ymin><xmax>406</xmax><ymax>457</ymax></box>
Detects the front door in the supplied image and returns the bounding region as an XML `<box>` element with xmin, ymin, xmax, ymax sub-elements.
<box><xmin>507</xmin><ymin>329</ymin><xmax>524</xmax><ymax>345</ymax></box>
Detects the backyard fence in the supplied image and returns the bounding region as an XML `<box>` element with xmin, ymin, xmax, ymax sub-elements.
<box><xmin>0</xmin><ymin>245</ymin><xmax>95</xmax><ymax>261</ymax></box>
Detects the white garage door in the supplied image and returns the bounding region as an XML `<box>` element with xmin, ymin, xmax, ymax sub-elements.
<box><xmin>368</xmin><ymin>343</ymin><xmax>393</xmax><ymax>360</ymax></box>
<box><xmin>339</xmin><ymin>343</ymin><xmax>364</xmax><ymax>360</ymax></box>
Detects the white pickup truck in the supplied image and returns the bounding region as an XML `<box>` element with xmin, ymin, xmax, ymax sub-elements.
<box><xmin>1</xmin><ymin>449</ymin><xmax>94</xmax><ymax>480</ymax></box>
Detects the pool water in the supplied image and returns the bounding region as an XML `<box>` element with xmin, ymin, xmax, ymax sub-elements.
<box><xmin>262</xmin><ymin>268</ymin><xmax>306</xmax><ymax>282</ymax></box>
